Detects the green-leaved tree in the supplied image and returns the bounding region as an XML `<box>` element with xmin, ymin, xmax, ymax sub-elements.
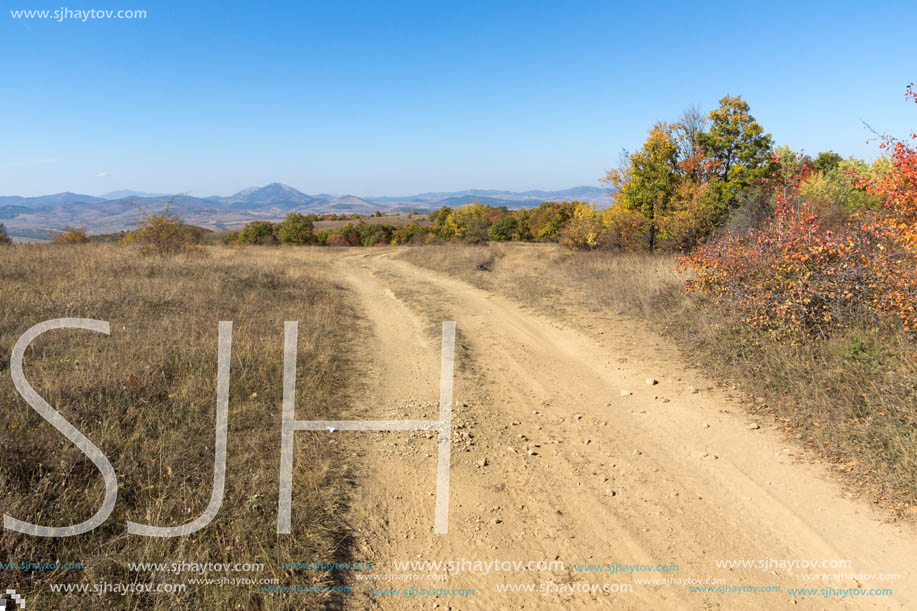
<box><xmin>604</xmin><ymin>122</ymin><xmax>681</xmax><ymax>250</ymax></box>
<box><xmin>697</xmin><ymin>95</ymin><xmax>774</xmax><ymax>216</ymax></box>
<box><xmin>277</xmin><ymin>212</ymin><xmax>315</xmax><ymax>245</ymax></box>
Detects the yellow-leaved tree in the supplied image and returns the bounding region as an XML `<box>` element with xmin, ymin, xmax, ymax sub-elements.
<box><xmin>560</xmin><ymin>202</ymin><xmax>605</xmax><ymax>249</ymax></box>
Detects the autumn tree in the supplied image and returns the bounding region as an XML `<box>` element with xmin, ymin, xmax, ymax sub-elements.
<box><xmin>430</xmin><ymin>206</ymin><xmax>455</xmax><ymax>239</ymax></box>
<box><xmin>685</xmin><ymin>84</ymin><xmax>917</xmax><ymax>333</ymax></box>
<box><xmin>525</xmin><ymin>201</ymin><xmax>578</xmax><ymax>241</ymax></box>
<box><xmin>120</xmin><ymin>205</ymin><xmax>204</xmax><ymax>254</ymax></box>
<box><xmin>277</xmin><ymin>211</ymin><xmax>315</xmax><ymax>245</ymax></box>
<box><xmin>438</xmin><ymin>202</ymin><xmax>492</xmax><ymax>243</ymax></box>
<box><xmin>675</xmin><ymin>105</ymin><xmax>706</xmax><ymax>164</ymax></box>
<box><xmin>488</xmin><ymin>214</ymin><xmax>519</xmax><ymax>241</ymax></box>
<box><xmin>812</xmin><ymin>150</ymin><xmax>843</xmax><ymax>173</ymax></box>
<box><xmin>659</xmin><ymin>109</ymin><xmax>722</xmax><ymax>250</ymax></box>
<box><xmin>50</xmin><ymin>226</ymin><xmax>89</xmax><ymax>244</ymax></box>
<box><xmin>603</xmin><ymin>122</ymin><xmax>681</xmax><ymax>250</ymax></box>
<box><xmin>237</xmin><ymin>220</ymin><xmax>278</xmax><ymax>245</ymax></box>
<box><xmin>697</xmin><ymin>95</ymin><xmax>774</xmax><ymax>216</ymax></box>
<box><xmin>561</xmin><ymin>202</ymin><xmax>605</xmax><ymax>249</ymax></box>
<box><xmin>799</xmin><ymin>155</ymin><xmax>882</xmax><ymax>214</ymax></box>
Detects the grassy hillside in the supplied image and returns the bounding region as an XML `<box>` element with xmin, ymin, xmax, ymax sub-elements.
<box><xmin>0</xmin><ymin>244</ymin><xmax>357</xmax><ymax>609</ymax></box>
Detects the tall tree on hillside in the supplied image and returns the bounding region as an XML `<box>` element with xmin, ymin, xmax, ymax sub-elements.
<box><xmin>697</xmin><ymin>96</ymin><xmax>774</xmax><ymax>215</ymax></box>
<box><xmin>604</xmin><ymin>122</ymin><xmax>681</xmax><ymax>250</ymax></box>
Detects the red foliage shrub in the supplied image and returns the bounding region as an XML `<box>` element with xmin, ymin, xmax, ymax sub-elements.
<box><xmin>683</xmin><ymin>86</ymin><xmax>917</xmax><ymax>335</ymax></box>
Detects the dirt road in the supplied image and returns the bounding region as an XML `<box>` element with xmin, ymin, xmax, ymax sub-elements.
<box><xmin>325</xmin><ymin>249</ymin><xmax>916</xmax><ymax>610</ymax></box>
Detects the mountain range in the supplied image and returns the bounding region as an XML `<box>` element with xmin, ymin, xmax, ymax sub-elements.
<box><xmin>0</xmin><ymin>183</ymin><xmax>613</xmax><ymax>240</ymax></box>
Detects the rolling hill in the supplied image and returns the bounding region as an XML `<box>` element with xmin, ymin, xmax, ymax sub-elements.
<box><xmin>0</xmin><ymin>183</ymin><xmax>613</xmax><ymax>239</ymax></box>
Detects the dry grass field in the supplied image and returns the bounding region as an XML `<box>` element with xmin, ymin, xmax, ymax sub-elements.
<box><xmin>2</xmin><ymin>241</ymin><xmax>917</xmax><ymax>610</ymax></box>
<box><xmin>0</xmin><ymin>244</ymin><xmax>358</xmax><ymax>609</ymax></box>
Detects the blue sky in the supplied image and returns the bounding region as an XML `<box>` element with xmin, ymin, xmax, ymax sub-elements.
<box><xmin>2</xmin><ymin>0</ymin><xmax>915</xmax><ymax>197</ymax></box>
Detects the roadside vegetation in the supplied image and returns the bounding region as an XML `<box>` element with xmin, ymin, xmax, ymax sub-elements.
<box><xmin>399</xmin><ymin>86</ymin><xmax>917</xmax><ymax>516</ymax></box>
<box><xmin>400</xmin><ymin>240</ymin><xmax>917</xmax><ymax>515</ymax></box>
<box><xmin>0</xmin><ymin>244</ymin><xmax>358</xmax><ymax>609</ymax></box>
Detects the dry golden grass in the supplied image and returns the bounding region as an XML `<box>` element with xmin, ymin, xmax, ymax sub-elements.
<box><xmin>0</xmin><ymin>244</ymin><xmax>358</xmax><ymax>609</ymax></box>
<box><xmin>399</xmin><ymin>242</ymin><xmax>917</xmax><ymax>516</ymax></box>
<box><xmin>398</xmin><ymin>242</ymin><xmax>685</xmax><ymax>317</ymax></box>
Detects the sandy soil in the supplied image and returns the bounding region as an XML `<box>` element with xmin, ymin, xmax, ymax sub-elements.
<box><xmin>322</xmin><ymin>249</ymin><xmax>916</xmax><ymax>610</ymax></box>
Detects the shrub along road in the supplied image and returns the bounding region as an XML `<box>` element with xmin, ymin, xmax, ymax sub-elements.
<box><xmin>329</xmin><ymin>248</ymin><xmax>917</xmax><ymax>610</ymax></box>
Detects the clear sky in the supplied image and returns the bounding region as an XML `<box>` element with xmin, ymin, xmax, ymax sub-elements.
<box><xmin>2</xmin><ymin>0</ymin><xmax>915</xmax><ymax>197</ymax></box>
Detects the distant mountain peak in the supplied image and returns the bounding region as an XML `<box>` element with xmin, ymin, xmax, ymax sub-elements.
<box><xmin>231</xmin><ymin>186</ymin><xmax>260</xmax><ymax>198</ymax></box>
<box><xmin>252</xmin><ymin>182</ymin><xmax>305</xmax><ymax>195</ymax></box>
<box><xmin>245</xmin><ymin>183</ymin><xmax>310</xmax><ymax>202</ymax></box>
<box><xmin>100</xmin><ymin>189</ymin><xmax>167</xmax><ymax>200</ymax></box>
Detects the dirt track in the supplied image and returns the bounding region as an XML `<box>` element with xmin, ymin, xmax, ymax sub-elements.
<box><xmin>326</xmin><ymin>249</ymin><xmax>916</xmax><ymax>610</ymax></box>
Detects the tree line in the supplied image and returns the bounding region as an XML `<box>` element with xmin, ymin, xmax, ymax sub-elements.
<box><xmin>14</xmin><ymin>88</ymin><xmax>914</xmax><ymax>336</ymax></box>
<box><xmin>214</xmin><ymin>95</ymin><xmax>890</xmax><ymax>254</ymax></box>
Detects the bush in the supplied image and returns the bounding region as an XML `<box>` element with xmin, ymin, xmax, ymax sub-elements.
<box><xmin>684</xmin><ymin>147</ymin><xmax>917</xmax><ymax>335</ymax></box>
<box><xmin>355</xmin><ymin>222</ymin><xmax>391</xmax><ymax>246</ymax></box>
<box><xmin>799</xmin><ymin>157</ymin><xmax>882</xmax><ymax>214</ymax></box>
<box><xmin>601</xmin><ymin>205</ymin><xmax>649</xmax><ymax>250</ymax></box>
<box><xmin>489</xmin><ymin>215</ymin><xmax>518</xmax><ymax>242</ymax></box>
<box><xmin>237</xmin><ymin>221</ymin><xmax>278</xmax><ymax>245</ymax></box>
<box><xmin>444</xmin><ymin>203</ymin><xmax>492</xmax><ymax>243</ymax></box>
<box><xmin>0</xmin><ymin>223</ymin><xmax>11</xmax><ymax>246</ymax></box>
<box><xmin>326</xmin><ymin>233</ymin><xmax>347</xmax><ymax>247</ymax></box>
<box><xmin>50</xmin><ymin>226</ymin><xmax>89</xmax><ymax>244</ymax></box>
<box><xmin>658</xmin><ymin>177</ymin><xmax>720</xmax><ymax>251</ymax></box>
<box><xmin>526</xmin><ymin>201</ymin><xmax>577</xmax><ymax>241</ymax></box>
<box><xmin>391</xmin><ymin>222</ymin><xmax>430</xmax><ymax>245</ymax></box>
<box><xmin>330</xmin><ymin>224</ymin><xmax>362</xmax><ymax>246</ymax></box>
<box><xmin>277</xmin><ymin>212</ymin><xmax>315</xmax><ymax>245</ymax></box>
<box><xmin>120</xmin><ymin>206</ymin><xmax>204</xmax><ymax>254</ymax></box>
<box><xmin>561</xmin><ymin>202</ymin><xmax>605</xmax><ymax>250</ymax></box>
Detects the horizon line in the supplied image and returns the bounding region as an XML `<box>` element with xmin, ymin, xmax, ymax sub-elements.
<box><xmin>3</xmin><ymin>183</ymin><xmax>613</xmax><ymax>201</ymax></box>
